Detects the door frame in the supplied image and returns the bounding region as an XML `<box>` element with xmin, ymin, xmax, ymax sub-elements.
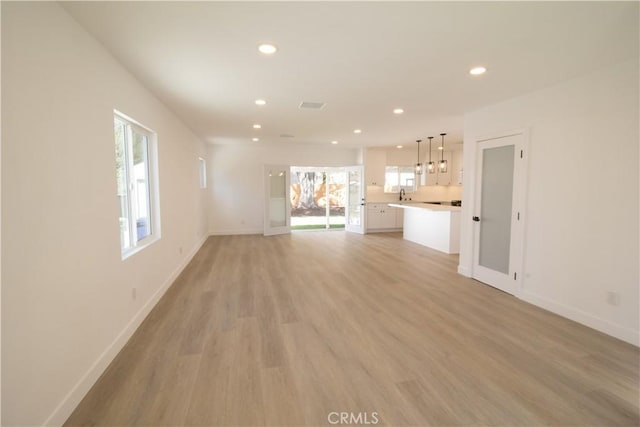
<box><xmin>471</xmin><ymin>129</ymin><xmax>529</xmax><ymax>296</ymax></box>
<box><xmin>263</xmin><ymin>165</ymin><xmax>291</xmax><ymax>236</ymax></box>
<box><xmin>345</xmin><ymin>165</ymin><xmax>366</xmax><ymax>234</ymax></box>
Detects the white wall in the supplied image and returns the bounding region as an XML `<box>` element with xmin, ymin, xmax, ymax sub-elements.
<box><xmin>460</xmin><ymin>59</ymin><xmax>639</xmax><ymax>345</ymax></box>
<box><xmin>208</xmin><ymin>143</ymin><xmax>360</xmax><ymax>234</ymax></box>
<box><xmin>2</xmin><ymin>3</ymin><xmax>209</xmax><ymax>425</ymax></box>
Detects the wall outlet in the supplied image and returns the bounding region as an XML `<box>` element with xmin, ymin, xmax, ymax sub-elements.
<box><xmin>606</xmin><ymin>291</ymin><xmax>620</xmax><ymax>306</ymax></box>
<box><xmin>179</xmin><ymin>246</ymin><xmax>183</xmax><ymax>255</ymax></box>
<box><xmin>132</xmin><ymin>287</ymin><xmax>137</xmax><ymax>300</ymax></box>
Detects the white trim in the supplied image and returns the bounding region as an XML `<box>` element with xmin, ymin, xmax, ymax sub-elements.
<box><xmin>519</xmin><ymin>291</ymin><xmax>640</xmax><ymax>347</ymax></box>
<box><xmin>365</xmin><ymin>228</ymin><xmax>402</xmax><ymax>233</ymax></box>
<box><xmin>209</xmin><ymin>228</ymin><xmax>263</xmax><ymax>236</ymax></box>
<box><xmin>263</xmin><ymin>165</ymin><xmax>292</xmax><ymax>236</ymax></box>
<box><xmin>198</xmin><ymin>157</ymin><xmax>207</xmax><ymax>189</ymax></box>
<box><xmin>475</xmin><ymin>128</ymin><xmax>525</xmax><ymax>143</ymax></box>
<box><xmin>121</xmin><ymin>234</ymin><xmax>160</xmax><ymax>260</ymax></box>
<box><xmin>470</xmin><ymin>129</ymin><xmax>529</xmax><ymax>295</ymax></box>
<box><xmin>43</xmin><ymin>236</ymin><xmax>208</xmax><ymax>427</ymax></box>
<box><xmin>345</xmin><ymin>165</ymin><xmax>366</xmax><ymax>234</ymax></box>
<box><xmin>514</xmin><ymin>128</ymin><xmax>530</xmax><ymax>295</ymax></box>
<box><xmin>113</xmin><ymin>109</ymin><xmax>157</xmax><ymax>135</ymax></box>
<box><xmin>114</xmin><ymin>111</ymin><xmax>161</xmax><ymax>259</ymax></box>
<box><xmin>457</xmin><ymin>265</ymin><xmax>471</xmax><ymax>277</ymax></box>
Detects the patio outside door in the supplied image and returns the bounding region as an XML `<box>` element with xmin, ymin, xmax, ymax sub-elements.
<box><xmin>345</xmin><ymin>166</ymin><xmax>365</xmax><ymax>234</ymax></box>
<box><xmin>264</xmin><ymin>165</ymin><xmax>291</xmax><ymax>236</ymax></box>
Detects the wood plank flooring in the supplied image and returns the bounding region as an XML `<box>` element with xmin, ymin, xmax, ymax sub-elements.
<box><xmin>65</xmin><ymin>232</ymin><xmax>640</xmax><ymax>426</ymax></box>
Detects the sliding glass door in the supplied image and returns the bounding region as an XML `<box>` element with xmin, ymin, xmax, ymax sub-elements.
<box><xmin>290</xmin><ymin>167</ymin><xmax>346</xmax><ymax>231</ymax></box>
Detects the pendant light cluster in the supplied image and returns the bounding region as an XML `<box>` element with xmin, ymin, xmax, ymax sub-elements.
<box><xmin>414</xmin><ymin>133</ymin><xmax>447</xmax><ymax>175</ymax></box>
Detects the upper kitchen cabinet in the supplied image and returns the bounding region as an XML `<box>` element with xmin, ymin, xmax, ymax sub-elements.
<box><xmin>451</xmin><ymin>149</ymin><xmax>463</xmax><ymax>186</ymax></box>
<box><xmin>365</xmin><ymin>149</ymin><xmax>386</xmax><ymax>186</ymax></box>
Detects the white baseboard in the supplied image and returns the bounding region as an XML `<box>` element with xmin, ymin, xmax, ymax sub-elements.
<box><xmin>209</xmin><ymin>228</ymin><xmax>262</xmax><ymax>236</ymax></box>
<box><xmin>43</xmin><ymin>235</ymin><xmax>208</xmax><ymax>426</ymax></box>
<box><xmin>457</xmin><ymin>265</ymin><xmax>471</xmax><ymax>277</ymax></box>
<box><xmin>519</xmin><ymin>290</ymin><xmax>639</xmax><ymax>347</ymax></box>
<box><xmin>365</xmin><ymin>228</ymin><xmax>402</xmax><ymax>233</ymax></box>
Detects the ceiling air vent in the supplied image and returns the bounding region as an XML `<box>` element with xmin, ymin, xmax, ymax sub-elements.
<box><xmin>280</xmin><ymin>134</ymin><xmax>295</xmax><ymax>138</ymax></box>
<box><xmin>299</xmin><ymin>101</ymin><xmax>326</xmax><ymax>110</ymax></box>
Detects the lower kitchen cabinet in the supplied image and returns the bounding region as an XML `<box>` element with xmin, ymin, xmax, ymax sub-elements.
<box><xmin>367</xmin><ymin>204</ymin><xmax>402</xmax><ymax>231</ymax></box>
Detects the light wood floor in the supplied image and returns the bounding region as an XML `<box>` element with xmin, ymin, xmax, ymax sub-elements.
<box><xmin>66</xmin><ymin>232</ymin><xmax>639</xmax><ymax>426</ymax></box>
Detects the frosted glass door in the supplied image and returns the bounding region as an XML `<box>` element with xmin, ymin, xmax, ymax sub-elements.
<box><xmin>472</xmin><ymin>133</ymin><xmax>524</xmax><ymax>295</ymax></box>
<box><xmin>479</xmin><ymin>145</ymin><xmax>514</xmax><ymax>273</ymax></box>
<box><xmin>264</xmin><ymin>165</ymin><xmax>291</xmax><ymax>236</ymax></box>
<box><xmin>345</xmin><ymin>166</ymin><xmax>365</xmax><ymax>234</ymax></box>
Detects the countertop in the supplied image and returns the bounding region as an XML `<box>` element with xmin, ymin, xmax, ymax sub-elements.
<box><xmin>387</xmin><ymin>202</ymin><xmax>461</xmax><ymax>212</ymax></box>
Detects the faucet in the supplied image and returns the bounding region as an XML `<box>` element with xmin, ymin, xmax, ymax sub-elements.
<box><xmin>399</xmin><ymin>188</ymin><xmax>405</xmax><ymax>201</ymax></box>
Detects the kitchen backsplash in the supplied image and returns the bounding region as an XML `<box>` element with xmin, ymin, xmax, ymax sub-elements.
<box><xmin>367</xmin><ymin>184</ymin><xmax>462</xmax><ymax>202</ymax></box>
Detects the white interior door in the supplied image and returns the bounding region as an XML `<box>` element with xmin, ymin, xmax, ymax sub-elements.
<box><xmin>264</xmin><ymin>165</ymin><xmax>291</xmax><ymax>236</ymax></box>
<box><xmin>472</xmin><ymin>133</ymin><xmax>525</xmax><ymax>294</ymax></box>
<box><xmin>345</xmin><ymin>166</ymin><xmax>366</xmax><ymax>234</ymax></box>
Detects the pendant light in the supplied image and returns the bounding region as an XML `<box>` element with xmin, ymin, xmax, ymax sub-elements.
<box><xmin>427</xmin><ymin>136</ymin><xmax>435</xmax><ymax>173</ymax></box>
<box><xmin>439</xmin><ymin>133</ymin><xmax>448</xmax><ymax>172</ymax></box>
<box><xmin>415</xmin><ymin>139</ymin><xmax>423</xmax><ymax>175</ymax></box>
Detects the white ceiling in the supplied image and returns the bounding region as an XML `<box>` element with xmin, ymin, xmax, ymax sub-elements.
<box><xmin>62</xmin><ymin>1</ymin><xmax>638</xmax><ymax>148</ymax></box>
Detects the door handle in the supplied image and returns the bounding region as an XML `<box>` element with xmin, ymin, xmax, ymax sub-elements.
<box><xmin>472</xmin><ymin>216</ymin><xmax>480</xmax><ymax>222</ymax></box>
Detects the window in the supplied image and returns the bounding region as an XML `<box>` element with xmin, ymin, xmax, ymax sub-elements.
<box><xmin>384</xmin><ymin>166</ymin><xmax>416</xmax><ymax>193</ymax></box>
<box><xmin>198</xmin><ymin>157</ymin><xmax>207</xmax><ymax>189</ymax></box>
<box><xmin>114</xmin><ymin>111</ymin><xmax>158</xmax><ymax>257</ymax></box>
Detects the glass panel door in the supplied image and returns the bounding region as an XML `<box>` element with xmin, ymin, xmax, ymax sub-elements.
<box><xmin>472</xmin><ymin>133</ymin><xmax>523</xmax><ymax>294</ymax></box>
<box><xmin>479</xmin><ymin>145</ymin><xmax>515</xmax><ymax>273</ymax></box>
<box><xmin>345</xmin><ymin>166</ymin><xmax>365</xmax><ymax>234</ymax></box>
<box><xmin>328</xmin><ymin>170</ymin><xmax>346</xmax><ymax>229</ymax></box>
<box><xmin>264</xmin><ymin>165</ymin><xmax>291</xmax><ymax>236</ymax></box>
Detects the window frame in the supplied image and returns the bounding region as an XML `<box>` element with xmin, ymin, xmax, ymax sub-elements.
<box><xmin>198</xmin><ymin>157</ymin><xmax>207</xmax><ymax>189</ymax></box>
<box><xmin>384</xmin><ymin>165</ymin><xmax>417</xmax><ymax>193</ymax></box>
<box><xmin>114</xmin><ymin>110</ymin><xmax>161</xmax><ymax>259</ymax></box>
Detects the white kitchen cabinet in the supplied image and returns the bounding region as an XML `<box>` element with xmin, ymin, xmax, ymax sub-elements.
<box><xmin>451</xmin><ymin>149</ymin><xmax>463</xmax><ymax>186</ymax></box>
<box><xmin>367</xmin><ymin>203</ymin><xmax>398</xmax><ymax>230</ymax></box>
<box><xmin>365</xmin><ymin>149</ymin><xmax>386</xmax><ymax>186</ymax></box>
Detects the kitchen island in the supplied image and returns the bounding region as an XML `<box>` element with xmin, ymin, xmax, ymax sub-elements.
<box><xmin>388</xmin><ymin>203</ymin><xmax>461</xmax><ymax>254</ymax></box>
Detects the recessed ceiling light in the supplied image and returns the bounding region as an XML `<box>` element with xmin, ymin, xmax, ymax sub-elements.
<box><xmin>252</xmin><ymin>137</ymin><xmax>259</xmax><ymax>142</ymax></box>
<box><xmin>353</xmin><ymin>129</ymin><xmax>362</xmax><ymax>134</ymax></box>
<box><xmin>258</xmin><ymin>43</ymin><xmax>277</xmax><ymax>55</ymax></box>
<box><xmin>393</xmin><ymin>108</ymin><xmax>404</xmax><ymax>115</ymax></box>
<box><xmin>469</xmin><ymin>66</ymin><xmax>487</xmax><ymax>75</ymax></box>
<box><xmin>331</xmin><ymin>140</ymin><xmax>338</xmax><ymax>145</ymax></box>
<box><xmin>255</xmin><ymin>99</ymin><xmax>266</xmax><ymax>106</ymax></box>
<box><xmin>253</xmin><ymin>124</ymin><xmax>261</xmax><ymax>129</ymax></box>
<box><xmin>397</xmin><ymin>145</ymin><xmax>403</xmax><ymax>149</ymax></box>
<box><xmin>438</xmin><ymin>146</ymin><xmax>444</xmax><ymax>150</ymax></box>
